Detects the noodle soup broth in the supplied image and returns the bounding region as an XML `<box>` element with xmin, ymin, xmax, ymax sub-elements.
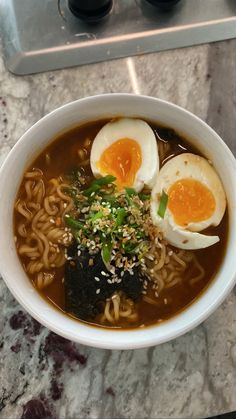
<box><xmin>14</xmin><ymin>119</ymin><xmax>228</xmax><ymax>329</ymax></box>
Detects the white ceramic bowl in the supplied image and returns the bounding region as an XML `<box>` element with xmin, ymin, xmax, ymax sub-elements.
<box><xmin>0</xmin><ymin>94</ymin><xmax>236</xmax><ymax>350</ymax></box>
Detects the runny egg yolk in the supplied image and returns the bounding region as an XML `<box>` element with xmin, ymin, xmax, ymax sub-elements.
<box><xmin>97</xmin><ymin>138</ymin><xmax>142</xmax><ymax>189</ymax></box>
<box><xmin>168</xmin><ymin>178</ymin><xmax>216</xmax><ymax>226</ymax></box>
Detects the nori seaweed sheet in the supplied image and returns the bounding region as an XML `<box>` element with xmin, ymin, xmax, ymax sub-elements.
<box><xmin>64</xmin><ymin>241</ymin><xmax>144</xmax><ymax>321</ymax></box>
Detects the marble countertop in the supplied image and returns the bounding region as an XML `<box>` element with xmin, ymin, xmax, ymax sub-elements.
<box><xmin>0</xmin><ymin>39</ymin><xmax>236</xmax><ymax>419</ymax></box>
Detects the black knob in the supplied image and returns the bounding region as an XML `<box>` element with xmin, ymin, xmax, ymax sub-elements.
<box><xmin>146</xmin><ymin>0</ymin><xmax>181</xmax><ymax>8</ymax></box>
<box><xmin>68</xmin><ymin>0</ymin><xmax>113</xmax><ymax>23</ymax></box>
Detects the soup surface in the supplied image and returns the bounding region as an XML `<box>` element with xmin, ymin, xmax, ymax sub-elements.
<box><xmin>14</xmin><ymin>119</ymin><xmax>227</xmax><ymax>329</ymax></box>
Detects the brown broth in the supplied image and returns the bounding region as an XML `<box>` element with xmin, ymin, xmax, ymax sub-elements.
<box><xmin>14</xmin><ymin>119</ymin><xmax>228</xmax><ymax>329</ymax></box>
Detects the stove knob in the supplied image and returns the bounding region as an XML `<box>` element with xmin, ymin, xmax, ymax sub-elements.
<box><xmin>146</xmin><ymin>0</ymin><xmax>181</xmax><ymax>8</ymax></box>
<box><xmin>68</xmin><ymin>0</ymin><xmax>113</xmax><ymax>23</ymax></box>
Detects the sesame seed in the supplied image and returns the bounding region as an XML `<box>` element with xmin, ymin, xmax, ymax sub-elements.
<box><xmin>95</xmin><ymin>276</ymin><xmax>100</xmax><ymax>282</ymax></box>
<box><xmin>101</xmin><ymin>271</ymin><xmax>108</xmax><ymax>277</ymax></box>
<box><xmin>96</xmin><ymin>289</ymin><xmax>100</xmax><ymax>294</ymax></box>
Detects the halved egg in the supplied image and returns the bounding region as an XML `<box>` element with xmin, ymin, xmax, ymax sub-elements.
<box><xmin>151</xmin><ymin>153</ymin><xmax>226</xmax><ymax>249</ymax></box>
<box><xmin>90</xmin><ymin>118</ymin><xmax>159</xmax><ymax>192</ymax></box>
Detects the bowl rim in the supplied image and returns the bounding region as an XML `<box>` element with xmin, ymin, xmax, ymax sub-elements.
<box><xmin>0</xmin><ymin>93</ymin><xmax>236</xmax><ymax>350</ymax></box>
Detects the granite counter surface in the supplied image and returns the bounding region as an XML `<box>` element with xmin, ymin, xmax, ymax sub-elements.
<box><xmin>0</xmin><ymin>39</ymin><xmax>236</xmax><ymax>419</ymax></box>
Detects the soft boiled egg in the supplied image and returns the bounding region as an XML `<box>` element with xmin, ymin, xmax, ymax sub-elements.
<box><xmin>151</xmin><ymin>153</ymin><xmax>226</xmax><ymax>249</ymax></box>
<box><xmin>90</xmin><ymin>118</ymin><xmax>159</xmax><ymax>192</ymax></box>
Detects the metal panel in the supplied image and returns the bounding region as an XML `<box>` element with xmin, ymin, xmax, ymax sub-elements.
<box><xmin>1</xmin><ymin>0</ymin><xmax>236</xmax><ymax>75</ymax></box>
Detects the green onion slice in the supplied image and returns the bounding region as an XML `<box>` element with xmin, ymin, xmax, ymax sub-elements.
<box><xmin>92</xmin><ymin>175</ymin><xmax>116</xmax><ymax>186</ymax></box>
<box><xmin>83</xmin><ymin>183</ymin><xmax>100</xmax><ymax>197</ymax></box>
<box><xmin>64</xmin><ymin>214</ymin><xmax>84</xmax><ymax>230</ymax></box>
<box><xmin>115</xmin><ymin>208</ymin><xmax>127</xmax><ymax>226</ymax></box>
<box><xmin>83</xmin><ymin>175</ymin><xmax>116</xmax><ymax>197</ymax></box>
<box><xmin>90</xmin><ymin>211</ymin><xmax>104</xmax><ymax>223</ymax></box>
<box><xmin>138</xmin><ymin>192</ymin><xmax>150</xmax><ymax>201</ymax></box>
<box><xmin>157</xmin><ymin>190</ymin><xmax>169</xmax><ymax>219</ymax></box>
<box><xmin>101</xmin><ymin>240</ymin><xmax>112</xmax><ymax>264</ymax></box>
<box><xmin>125</xmin><ymin>187</ymin><xmax>137</xmax><ymax>196</ymax></box>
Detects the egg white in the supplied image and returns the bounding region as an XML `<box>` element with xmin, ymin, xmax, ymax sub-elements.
<box><xmin>151</xmin><ymin>153</ymin><xmax>226</xmax><ymax>250</ymax></box>
<box><xmin>90</xmin><ymin>118</ymin><xmax>159</xmax><ymax>192</ymax></box>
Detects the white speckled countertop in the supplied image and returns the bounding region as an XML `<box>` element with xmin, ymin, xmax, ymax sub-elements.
<box><xmin>0</xmin><ymin>39</ymin><xmax>236</xmax><ymax>419</ymax></box>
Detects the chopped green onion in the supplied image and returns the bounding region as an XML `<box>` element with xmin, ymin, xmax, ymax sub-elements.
<box><xmin>101</xmin><ymin>240</ymin><xmax>112</xmax><ymax>264</ymax></box>
<box><xmin>157</xmin><ymin>190</ymin><xmax>169</xmax><ymax>218</ymax></box>
<box><xmin>64</xmin><ymin>214</ymin><xmax>84</xmax><ymax>230</ymax></box>
<box><xmin>125</xmin><ymin>187</ymin><xmax>137</xmax><ymax>196</ymax></box>
<box><xmin>92</xmin><ymin>175</ymin><xmax>116</xmax><ymax>186</ymax></box>
<box><xmin>83</xmin><ymin>183</ymin><xmax>101</xmax><ymax>197</ymax></box>
<box><xmin>115</xmin><ymin>208</ymin><xmax>126</xmax><ymax>226</ymax></box>
<box><xmin>125</xmin><ymin>188</ymin><xmax>141</xmax><ymax>209</ymax></box>
<box><xmin>101</xmin><ymin>194</ymin><xmax>118</xmax><ymax>206</ymax></box>
<box><xmin>83</xmin><ymin>175</ymin><xmax>116</xmax><ymax>197</ymax></box>
<box><xmin>122</xmin><ymin>242</ymin><xmax>137</xmax><ymax>254</ymax></box>
<box><xmin>138</xmin><ymin>192</ymin><xmax>150</xmax><ymax>201</ymax></box>
<box><xmin>90</xmin><ymin>211</ymin><xmax>103</xmax><ymax>223</ymax></box>
<box><xmin>125</xmin><ymin>194</ymin><xmax>131</xmax><ymax>206</ymax></box>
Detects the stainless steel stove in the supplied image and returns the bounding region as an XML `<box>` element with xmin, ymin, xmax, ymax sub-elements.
<box><xmin>1</xmin><ymin>0</ymin><xmax>236</xmax><ymax>75</ymax></box>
